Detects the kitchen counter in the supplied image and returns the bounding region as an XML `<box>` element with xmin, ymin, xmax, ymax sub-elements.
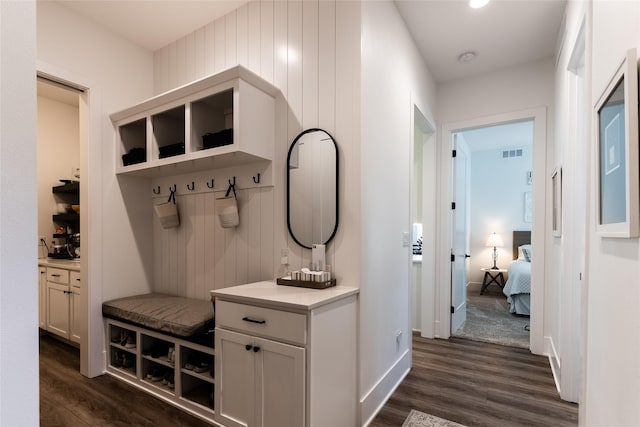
<box><xmin>38</xmin><ymin>258</ymin><xmax>81</xmax><ymax>272</ymax></box>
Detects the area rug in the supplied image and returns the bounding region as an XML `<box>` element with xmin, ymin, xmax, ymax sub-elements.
<box><xmin>402</xmin><ymin>410</ymin><xmax>466</xmax><ymax>427</ymax></box>
<box><xmin>452</xmin><ymin>288</ymin><xmax>530</xmax><ymax>348</ymax></box>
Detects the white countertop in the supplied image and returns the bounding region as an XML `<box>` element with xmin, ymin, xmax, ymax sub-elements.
<box><xmin>210</xmin><ymin>281</ymin><xmax>359</xmax><ymax>311</ymax></box>
<box><xmin>38</xmin><ymin>258</ymin><xmax>81</xmax><ymax>272</ymax></box>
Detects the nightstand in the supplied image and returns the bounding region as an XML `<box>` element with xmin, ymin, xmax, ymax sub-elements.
<box><xmin>480</xmin><ymin>267</ymin><xmax>507</xmax><ymax>295</ymax></box>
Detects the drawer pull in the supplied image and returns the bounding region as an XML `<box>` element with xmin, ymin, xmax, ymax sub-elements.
<box><xmin>51</xmin><ymin>274</ymin><xmax>61</xmax><ymax>278</ymax></box>
<box><xmin>253</xmin><ymin>346</ymin><xmax>260</xmax><ymax>353</ymax></box>
<box><xmin>242</xmin><ymin>317</ymin><xmax>266</xmax><ymax>325</ymax></box>
<box><xmin>245</xmin><ymin>344</ymin><xmax>252</xmax><ymax>351</ymax></box>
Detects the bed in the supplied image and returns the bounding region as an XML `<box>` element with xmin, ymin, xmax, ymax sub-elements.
<box><xmin>503</xmin><ymin>231</ymin><xmax>531</xmax><ymax>315</ymax></box>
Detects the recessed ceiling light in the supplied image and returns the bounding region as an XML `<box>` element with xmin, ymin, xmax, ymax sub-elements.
<box><xmin>469</xmin><ymin>0</ymin><xmax>490</xmax><ymax>9</ymax></box>
<box><xmin>458</xmin><ymin>51</ymin><xmax>477</xmax><ymax>63</ymax></box>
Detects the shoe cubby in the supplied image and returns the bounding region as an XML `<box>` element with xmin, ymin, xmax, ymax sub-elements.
<box><xmin>152</xmin><ymin>105</ymin><xmax>185</xmax><ymax>160</ymax></box>
<box><xmin>181</xmin><ymin>375</ymin><xmax>215</xmax><ymax>411</ymax></box>
<box><xmin>104</xmin><ymin>318</ymin><xmax>215</xmax><ymax>423</ymax></box>
<box><xmin>181</xmin><ymin>347</ymin><xmax>214</xmax><ymax>383</ymax></box>
<box><xmin>107</xmin><ymin>323</ymin><xmax>137</xmax><ymax>377</ymax></box>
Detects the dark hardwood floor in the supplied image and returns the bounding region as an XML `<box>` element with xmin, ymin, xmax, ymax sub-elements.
<box><xmin>370</xmin><ymin>334</ymin><xmax>579</xmax><ymax>427</ymax></box>
<box><xmin>41</xmin><ymin>332</ymin><xmax>578</xmax><ymax>427</ymax></box>
<box><xmin>40</xmin><ymin>334</ymin><xmax>210</xmax><ymax>427</ymax></box>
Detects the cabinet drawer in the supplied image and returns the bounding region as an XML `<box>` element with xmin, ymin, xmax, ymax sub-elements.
<box><xmin>70</xmin><ymin>271</ymin><xmax>81</xmax><ymax>289</ymax></box>
<box><xmin>216</xmin><ymin>300</ymin><xmax>307</xmax><ymax>345</ymax></box>
<box><xmin>47</xmin><ymin>268</ymin><xmax>69</xmax><ymax>284</ymax></box>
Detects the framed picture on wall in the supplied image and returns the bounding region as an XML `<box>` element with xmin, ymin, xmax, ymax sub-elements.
<box><xmin>594</xmin><ymin>48</ymin><xmax>639</xmax><ymax>238</ymax></box>
<box><xmin>552</xmin><ymin>167</ymin><xmax>562</xmax><ymax>237</ymax></box>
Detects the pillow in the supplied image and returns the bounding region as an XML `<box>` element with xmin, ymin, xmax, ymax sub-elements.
<box><xmin>518</xmin><ymin>244</ymin><xmax>532</xmax><ymax>262</ymax></box>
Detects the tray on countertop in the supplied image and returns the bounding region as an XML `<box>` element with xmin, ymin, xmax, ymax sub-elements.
<box><xmin>276</xmin><ymin>277</ymin><xmax>336</xmax><ymax>289</ymax></box>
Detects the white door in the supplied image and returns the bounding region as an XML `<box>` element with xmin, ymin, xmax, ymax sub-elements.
<box><xmin>47</xmin><ymin>282</ymin><xmax>70</xmax><ymax>339</ymax></box>
<box><xmin>70</xmin><ymin>273</ymin><xmax>82</xmax><ymax>344</ymax></box>
<box><xmin>215</xmin><ymin>329</ymin><xmax>255</xmax><ymax>427</ymax></box>
<box><xmin>255</xmin><ymin>337</ymin><xmax>305</xmax><ymax>427</ymax></box>
<box><xmin>451</xmin><ymin>136</ymin><xmax>470</xmax><ymax>333</ymax></box>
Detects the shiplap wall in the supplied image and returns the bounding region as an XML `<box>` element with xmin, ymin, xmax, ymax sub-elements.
<box><xmin>152</xmin><ymin>0</ymin><xmax>361</xmax><ymax>292</ymax></box>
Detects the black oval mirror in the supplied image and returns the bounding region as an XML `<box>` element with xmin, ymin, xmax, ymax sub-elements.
<box><xmin>287</xmin><ymin>128</ymin><xmax>339</xmax><ymax>249</ymax></box>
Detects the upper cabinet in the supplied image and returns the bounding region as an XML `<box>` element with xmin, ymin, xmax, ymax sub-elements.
<box><xmin>111</xmin><ymin>65</ymin><xmax>279</xmax><ymax>178</ymax></box>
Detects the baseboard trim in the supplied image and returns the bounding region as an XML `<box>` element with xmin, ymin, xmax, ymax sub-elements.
<box><xmin>545</xmin><ymin>336</ymin><xmax>561</xmax><ymax>394</ymax></box>
<box><xmin>360</xmin><ymin>349</ymin><xmax>411</xmax><ymax>426</ymax></box>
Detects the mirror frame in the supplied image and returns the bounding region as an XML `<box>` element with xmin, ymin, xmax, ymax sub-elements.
<box><xmin>286</xmin><ymin>128</ymin><xmax>339</xmax><ymax>249</ymax></box>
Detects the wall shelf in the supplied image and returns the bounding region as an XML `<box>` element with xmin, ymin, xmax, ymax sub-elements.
<box><xmin>111</xmin><ymin>65</ymin><xmax>278</xmax><ymax>178</ymax></box>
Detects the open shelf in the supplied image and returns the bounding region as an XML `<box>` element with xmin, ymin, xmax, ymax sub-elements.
<box><xmin>112</xmin><ymin>65</ymin><xmax>277</xmax><ymax>178</ymax></box>
<box><xmin>119</xmin><ymin>118</ymin><xmax>147</xmax><ymax>166</ymax></box>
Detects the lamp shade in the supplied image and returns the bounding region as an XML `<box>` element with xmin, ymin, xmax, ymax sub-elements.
<box><xmin>485</xmin><ymin>232</ymin><xmax>504</xmax><ymax>248</ymax></box>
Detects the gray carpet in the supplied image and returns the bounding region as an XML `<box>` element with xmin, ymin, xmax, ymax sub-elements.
<box><xmin>402</xmin><ymin>410</ymin><xmax>466</xmax><ymax>427</ymax></box>
<box><xmin>452</xmin><ymin>286</ymin><xmax>530</xmax><ymax>348</ymax></box>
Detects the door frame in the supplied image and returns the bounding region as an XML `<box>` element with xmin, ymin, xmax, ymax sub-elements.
<box><xmin>37</xmin><ymin>61</ymin><xmax>104</xmax><ymax>377</ymax></box>
<box><xmin>436</xmin><ymin>107</ymin><xmax>547</xmax><ymax>355</ymax></box>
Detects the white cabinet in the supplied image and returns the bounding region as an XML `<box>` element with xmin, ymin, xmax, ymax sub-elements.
<box><xmin>43</xmin><ymin>266</ymin><xmax>81</xmax><ymax>344</ymax></box>
<box><xmin>216</xmin><ymin>329</ymin><xmax>305</xmax><ymax>427</ymax></box>
<box><xmin>38</xmin><ymin>267</ymin><xmax>47</xmax><ymax>329</ymax></box>
<box><xmin>70</xmin><ymin>271</ymin><xmax>82</xmax><ymax>344</ymax></box>
<box><xmin>212</xmin><ymin>282</ymin><xmax>359</xmax><ymax>427</ymax></box>
<box><xmin>111</xmin><ymin>65</ymin><xmax>279</xmax><ymax>178</ymax></box>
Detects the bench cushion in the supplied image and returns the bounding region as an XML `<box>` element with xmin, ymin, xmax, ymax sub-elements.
<box><xmin>102</xmin><ymin>293</ymin><xmax>214</xmax><ymax>338</ymax></box>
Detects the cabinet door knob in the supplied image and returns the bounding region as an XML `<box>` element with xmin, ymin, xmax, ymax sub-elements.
<box><xmin>253</xmin><ymin>346</ymin><xmax>260</xmax><ymax>353</ymax></box>
<box><xmin>245</xmin><ymin>344</ymin><xmax>252</xmax><ymax>351</ymax></box>
<box><xmin>242</xmin><ymin>316</ymin><xmax>266</xmax><ymax>325</ymax></box>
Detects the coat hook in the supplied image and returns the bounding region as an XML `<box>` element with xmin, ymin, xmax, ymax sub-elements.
<box><xmin>152</xmin><ymin>186</ymin><xmax>161</xmax><ymax>195</ymax></box>
<box><xmin>228</xmin><ymin>176</ymin><xmax>236</xmax><ymax>186</ymax></box>
<box><xmin>170</xmin><ymin>184</ymin><xmax>176</xmax><ymax>194</ymax></box>
<box><xmin>206</xmin><ymin>179</ymin><xmax>215</xmax><ymax>189</ymax></box>
<box><xmin>252</xmin><ymin>173</ymin><xmax>261</xmax><ymax>184</ymax></box>
<box><xmin>187</xmin><ymin>181</ymin><xmax>195</xmax><ymax>191</ymax></box>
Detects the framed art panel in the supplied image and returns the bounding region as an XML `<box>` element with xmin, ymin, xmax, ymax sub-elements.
<box><xmin>552</xmin><ymin>167</ymin><xmax>562</xmax><ymax>237</ymax></box>
<box><xmin>594</xmin><ymin>48</ymin><xmax>639</xmax><ymax>238</ymax></box>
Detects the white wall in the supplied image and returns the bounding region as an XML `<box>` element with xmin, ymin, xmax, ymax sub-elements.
<box><xmin>583</xmin><ymin>1</ymin><xmax>640</xmax><ymax>425</ymax></box>
<box><xmin>37</xmin><ymin>1</ymin><xmax>155</xmax><ymax>377</ymax></box>
<box><xmin>468</xmin><ymin>145</ymin><xmax>533</xmax><ymax>283</ymax></box>
<box><xmin>0</xmin><ymin>1</ymin><xmax>39</xmax><ymax>424</ymax></box>
<box><xmin>37</xmin><ymin>94</ymin><xmax>80</xmax><ymax>253</ymax></box>
<box><xmin>360</xmin><ymin>1</ymin><xmax>437</xmax><ymax>423</ymax></box>
<box><xmin>152</xmin><ymin>0</ymin><xmax>361</xmax><ymax>289</ymax></box>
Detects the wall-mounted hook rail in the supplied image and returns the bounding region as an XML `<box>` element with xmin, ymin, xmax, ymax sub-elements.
<box><xmin>253</xmin><ymin>173</ymin><xmax>261</xmax><ymax>184</ymax></box>
<box><xmin>187</xmin><ymin>181</ymin><xmax>195</xmax><ymax>191</ymax></box>
<box><xmin>206</xmin><ymin>179</ymin><xmax>215</xmax><ymax>189</ymax></box>
<box><xmin>152</xmin><ymin>186</ymin><xmax>161</xmax><ymax>195</ymax></box>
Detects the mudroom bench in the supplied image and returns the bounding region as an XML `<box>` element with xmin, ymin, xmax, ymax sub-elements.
<box><xmin>102</xmin><ymin>293</ymin><xmax>216</xmax><ymax>423</ymax></box>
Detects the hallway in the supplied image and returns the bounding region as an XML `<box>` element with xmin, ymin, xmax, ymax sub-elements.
<box><xmin>370</xmin><ymin>333</ymin><xmax>578</xmax><ymax>426</ymax></box>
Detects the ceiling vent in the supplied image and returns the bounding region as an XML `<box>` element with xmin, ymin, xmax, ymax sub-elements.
<box><xmin>502</xmin><ymin>148</ymin><xmax>523</xmax><ymax>159</ymax></box>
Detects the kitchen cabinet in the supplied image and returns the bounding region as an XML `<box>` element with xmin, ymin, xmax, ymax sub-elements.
<box><xmin>39</xmin><ymin>267</ymin><xmax>47</xmax><ymax>329</ymax></box>
<box><xmin>212</xmin><ymin>281</ymin><xmax>359</xmax><ymax>427</ymax></box>
<box><xmin>111</xmin><ymin>65</ymin><xmax>278</xmax><ymax>178</ymax></box>
<box><xmin>40</xmin><ymin>263</ymin><xmax>81</xmax><ymax>344</ymax></box>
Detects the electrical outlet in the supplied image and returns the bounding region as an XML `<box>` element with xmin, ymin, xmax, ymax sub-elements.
<box><xmin>402</xmin><ymin>232</ymin><xmax>410</xmax><ymax>247</ymax></box>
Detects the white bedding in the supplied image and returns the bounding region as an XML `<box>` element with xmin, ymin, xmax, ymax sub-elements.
<box><xmin>503</xmin><ymin>260</ymin><xmax>531</xmax><ymax>315</ymax></box>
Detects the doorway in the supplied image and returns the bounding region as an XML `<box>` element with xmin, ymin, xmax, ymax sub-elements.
<box><xmin>450</xmin><ymin>121</ymin><xmax>534</xmax><ymax>348</ymax></box>
<box><xmin>436</xmin><ymin>107</ymin><xmax>547</xmax><ymax>355</ymax></box>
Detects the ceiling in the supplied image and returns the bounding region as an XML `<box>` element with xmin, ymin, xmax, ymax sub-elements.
<box><xmin>57</xmin><ymin>1</ymin><xmax>247</xmax><ymax>51</ymax></box>
<box><xmin>55</xmin><ymin>0</ymin><xmax>566</xmax><ymax>83</ymax></box>
<box><xmin>395</xmin><ymin>0</ymin><xmax>566</xmax><ymax>83</ymax></box>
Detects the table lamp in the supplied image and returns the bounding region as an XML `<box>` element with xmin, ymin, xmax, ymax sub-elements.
<box><xmin>486</xmin><ymin>232</ymin><xmax>504</xmax><ymax>269</ymax></box>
